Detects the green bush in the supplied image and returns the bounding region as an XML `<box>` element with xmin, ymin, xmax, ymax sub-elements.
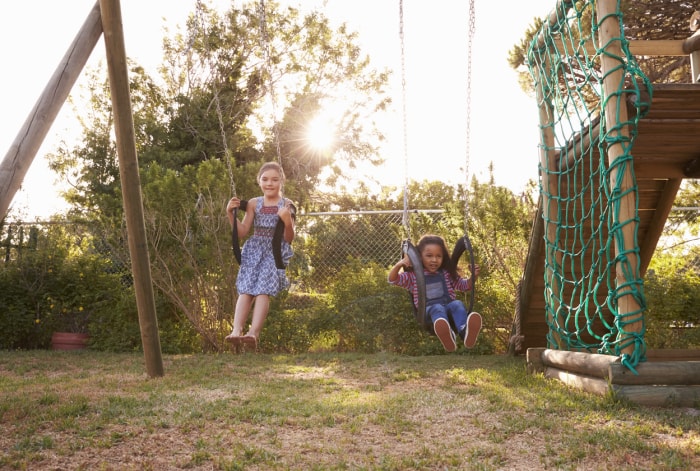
<box><xmin>324</xmin><ymin>258</ymin><xmax>431</xmax><ymax>354</ymax></box>
<box><xmin>644</xmin><ymin>253</ymin><xmax>700</xmax><ymax>349</ymax></box>
<box><xmin>0</xmin><ymin>224</ymin><xmax>125</xmax><ymax>349</ymax></box>
<box><xmin>261</xmin><ymin>292</ymin><xmax>331</xmax><ymax>353</ymax></box>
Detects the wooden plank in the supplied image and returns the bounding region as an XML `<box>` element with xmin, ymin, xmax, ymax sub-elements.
<box><xmin>612</xmin><ymin>385</ymin><xmax>700</xmax><ymax>407</ymax></box>
<box><xmin>634</xmin><ymin>163</ymin><xmax>687</xmax><ymax>179</ymax></box>
<box><xmin>609</xmin><ymin>361</ymin><xmax>700</xmax><ymax>385</ymax></box>
<box><xmin>647</xmin><ymin>349</ymin><xmax>700</xmax><ymax>361</ymax></box>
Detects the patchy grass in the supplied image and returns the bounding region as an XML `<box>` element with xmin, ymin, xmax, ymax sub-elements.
<box><xmin>0</xmin><ymin>351</ymin><xmax>698</xmax><ymax>470</ymax></box>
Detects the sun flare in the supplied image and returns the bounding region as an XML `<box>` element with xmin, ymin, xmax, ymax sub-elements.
<box><xmin>306</xmin><ymin>115</ymin><xmax>336</xmax><ymax>150</ymax></box>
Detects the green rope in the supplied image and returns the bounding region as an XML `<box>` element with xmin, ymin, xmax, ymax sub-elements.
<box><xmin>527</xmin><ymin>0</ymin><xmax>652</xmax><ymax>371</ymax></box>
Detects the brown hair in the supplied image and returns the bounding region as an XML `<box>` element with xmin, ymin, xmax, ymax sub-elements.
<box><xmin>257</xmin><ymin>161</ymin><xmax>286</xmax><ymax>183</ymax></box>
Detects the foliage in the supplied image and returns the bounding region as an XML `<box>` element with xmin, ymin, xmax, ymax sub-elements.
<box><xmin>642</xmin><ymin>181</ymin><xmax>700</xmax><ymax>350</ymax></box>
<box><xmin>0</xmin><ymin>223</ymin><xmax>125</xmax><ymax>349</ymax></box>
<box><xmin>158</xmin><ymin>0</ymin><xmax>391</xmax><ymax>208</ymax></box>
<box><xmin>325</xmin><ymin>258</ymin><xmax>429</xmax><ymax>354</ymax></box>
<box><xmin>671</xmin><ymin>180</ymin><xmax>700</xmax><ymax>227</ymax></box>
<box><xmin>457</xmin><ymin>172</ymin><xmax>536</xmax><ymax>353</ymax></box>
<box><xmin>259</xmin><ymin>292</ymin><xmax>331</xmax><ymax>353</ymax></box>
<box><xmin>43</xmin><ymin>1</ymin><xmax>391</xmax><ymax>353</ymax></box>
<box><xmin>644</xmin><ymin>245</ymin><xmax>700</xmax><ymax>350</ymax></box>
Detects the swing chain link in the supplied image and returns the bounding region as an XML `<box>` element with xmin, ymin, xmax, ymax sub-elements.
<box><xmin>399</xmin><ymin>0</ymin><xmax>411</xmax><ymax>243</ymax></box>
<box><xmin>464</xmin><ymin>0</ymin><xmax>476</xmax><ymax>234</ymax></box>
<box><xmin>258</xmin><ymin>0</ymin><xmax>283</xmax><ymax>166</ymax></box>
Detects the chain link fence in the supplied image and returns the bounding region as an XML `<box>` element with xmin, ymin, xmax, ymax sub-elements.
<box><xmin>4</xmin><ymin>207</ymin><xmax>699</xmax><ymax>294</ymax></box>
<box><xmin>290</xmin><ymin>210</ymin><xmax>446</xmax><ymax>290</ymax></box>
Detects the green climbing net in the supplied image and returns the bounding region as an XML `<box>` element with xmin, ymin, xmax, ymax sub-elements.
<box><xmin>527</xmin><ymin>0</ymin><xmax>652</xmax><ymax>371</ymax></box>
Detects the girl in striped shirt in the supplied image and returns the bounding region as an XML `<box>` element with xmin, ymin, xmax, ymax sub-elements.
<box><xmin>389</xmin><ymin>234</ymin><xmax>481</xmax><ymax>352</ymax></box>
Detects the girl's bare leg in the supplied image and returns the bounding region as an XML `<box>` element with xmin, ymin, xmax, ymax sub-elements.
<box><xmin>226</xmin><ymin>294</ymin><xmax>254</xmax><ymax>338</ymax></box>
<box><xmin>245</xmin><ymin>295</ymin><xmax>270</xmax><ymax>340</ymax></box>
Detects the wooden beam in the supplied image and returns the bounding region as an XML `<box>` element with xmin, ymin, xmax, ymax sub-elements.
<box><xmin>541</xmin><ymin>348</ymin><xmax>619</xmax><ymax>378</ymax></box>
<box><xmin>514</xmin><ymin>196</ymin><xmax>544</xmax><ymax>354</ymax></box>
<box><xmin>526</xmin><ymin>347</ymin><xmax>546</xmax><ymax>374</ymax></box>
<box><xmin>638</xmin><ymin>178</ymin><xmax>681</xmax><ymax>276</ymax></box>
<box><xmin>0</xmin><ymin>2</ymin><xmax>102</xmax><ymax>219</ymax></box>
<box><xmin>535</xmin><ymin>0</ymin><xmax>575</xmax><ymax>51</ymax></box>
<box><xmin>100</xmin><ymin>0</ymin><xmax>164</xmax><ymax>378</ymax></box>
<box><xmin>609</xmin><ymin>361</ymin><xmax>700</xmax><ymax>385</ymax></box>
<box><xmin>552</xmin><ymin>39</ymin><xmax>686</xmax><ymax>57</ymax></box>
<box><xmin>534</xmin><ymin>48</ymin><xmax>565</xmax><ymax>349</ymax></box>
<box><xmin>544</xmin><ymin>366</ymin><xmax>611</xmax><ymax>396</ymax></box>
<box><xmin>611</xmin><ymin>385</ymin><xmax>700</xmax><ymax>407</ymax></box>
<box><xmin>683</xmin><ymin>30</ymin><xmax>700</xmax><ymax>55</ymax></box>
<box><xmin>634</xmin><ymin>163</ymin><xmax>687</xmax><ymax>179</ymax></box>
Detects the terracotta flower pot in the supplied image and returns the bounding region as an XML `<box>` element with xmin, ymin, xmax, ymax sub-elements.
<box><xmin>51</xmin><ymin>332</ymin><xmax>90</xmax><ymax>351</ymax></box>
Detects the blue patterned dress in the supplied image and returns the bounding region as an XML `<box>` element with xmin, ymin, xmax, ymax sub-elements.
<box><xmin>236</xmin><ymin>197</ymin><xmax>293</xmax><ymax>296</ymax></box>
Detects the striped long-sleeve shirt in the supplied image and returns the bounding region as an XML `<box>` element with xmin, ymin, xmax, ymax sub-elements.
<box><xmin>389</xmin><ymin>269</ymin><xmax>472</xmax><ymax>308</ymax></box>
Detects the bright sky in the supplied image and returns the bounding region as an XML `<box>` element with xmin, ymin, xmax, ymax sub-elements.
<box><xmin>1</xmin><ymin>0</ymin><xmax>556</xmax><ymax>220</ymax></box>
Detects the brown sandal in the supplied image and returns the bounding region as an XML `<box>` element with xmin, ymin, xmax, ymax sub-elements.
<box><xmin>240</xmin><ymin>335</ymin><xmax>257</xmax><ymax>346</ymax></box>
<box><xmin>225</xmin><ymin>336</ymin><xmax>242</xmax><ymax>345</ymax></box>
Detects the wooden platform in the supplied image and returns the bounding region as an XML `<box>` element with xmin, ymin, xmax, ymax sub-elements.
<box><xmin>514</xmin><ymin>84</ymin><xmax>700</xmax><ymax>354</ymax></box>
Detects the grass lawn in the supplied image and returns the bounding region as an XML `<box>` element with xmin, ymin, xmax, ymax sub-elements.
<box><xmin>0</xmin><ymin>351</ymin><xmax>698</xmax><ymax>470</ymax></box>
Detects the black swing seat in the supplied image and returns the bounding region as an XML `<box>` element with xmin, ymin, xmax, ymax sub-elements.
<box><xmin>232</xmin><ymin>199</ymin><xmax>297</xmax><ymax>269</ymax></box>
<box><xmin>402</xmin><ymin>234</ymin><xmax>476</xmax><ymax>335</ymax></box>
<box><xmin>451</xmin><ymin>234</ymin><xmax>476</xmax><ymax>315</ymax></box>
<box><xmin>402</xmin><ymin>239</ymin><xmax>429</xmax><ymax>332</ymax></box>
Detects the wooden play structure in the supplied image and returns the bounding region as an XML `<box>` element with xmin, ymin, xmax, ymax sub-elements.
<box><xmin>0</xmin><ymin>1</ymin><xmax>164</xmax><ymax>377</ymax></box>
<box><xmin>514</xmin><ymin>0</ymin><xmax>700</xmax><ymax>406</ymax></box>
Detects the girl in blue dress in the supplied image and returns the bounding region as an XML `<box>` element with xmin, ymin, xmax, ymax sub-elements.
<box><xmin>225</xmin><ymin>162</ymin><xmax>295</xmax><ymax>346</ymax></box>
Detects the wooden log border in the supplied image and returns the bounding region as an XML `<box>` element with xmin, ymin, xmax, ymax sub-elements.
<box><xmin>527</xmin><ymin>348</ymin><xmax>700</xmax><ymax>407</ymax></box>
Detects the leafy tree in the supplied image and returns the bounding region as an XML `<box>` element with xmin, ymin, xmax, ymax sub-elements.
<box><xmin>47</xmin><ymin>1</ymin><xmax>391</xmax><ymax>351</ymax></box>
<box><xmin>160</xmin><ymin>0</ymin><xmax>391</xmax><ymax>208</ymax></box>
<box><xmin>645</xmin><ymin>247</ymin><xmax>700</xmax><ymax>349</ymax></box>
<box><xmin>670</xmin><ymin>180</ymin><xmax>700</xmax><ymax>227</ymax></box>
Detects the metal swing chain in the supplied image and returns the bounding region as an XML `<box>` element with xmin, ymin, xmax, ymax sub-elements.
<box><xmin>215</xmin><ymin>92</ymin><xmax>237</xmax><ymax>197</ymax></box>
<box><xmin>464</xmin><ymin>0</ymin><xmax>477</xmax><ymax>310</ymax></box>
<box><xmin>258</xmin><ymin>0</ymin><xmax>283</xmax><ymax>166</ymax></box>
<box><xmin>399</xmin><ymin>0</ymin><xmax>411</xmax><ymax>242</ymax></box>
<box><xmin>464</xmin><ymin>0</ymin><xmax>475</xmax><ymax>234</ymax></box>
<box><xmin>188</xmin><ymin>0</ymin><xmax>237</xmax><ymax>197</ymax></box>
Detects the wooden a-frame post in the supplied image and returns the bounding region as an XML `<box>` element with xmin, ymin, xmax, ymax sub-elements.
<box><xmin>596</xmin><ymin>0</ymin><xmax>644</xmax><ymax>357</ymax></box>
<box><xmin>0</xmin><ymin>0</ymin><xmax>163</xmax><ymax>377</ymax></box>
<box><xmin>0</xmin><ymin>3</ymin><xmax>102</xmax><ymax>218</ymax></box>
<box><xmin>99</xmin><ymin>0</ymin><xmax>163</xmax><ymax>377</ymax></box>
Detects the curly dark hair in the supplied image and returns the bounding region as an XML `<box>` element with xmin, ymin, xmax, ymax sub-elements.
<box><xmin>416</xmin><ymin>234</ymin><xmax>459</xmax><ymax>281</ymax></box>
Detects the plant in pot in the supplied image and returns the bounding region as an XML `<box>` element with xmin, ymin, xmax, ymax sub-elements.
<box><xmin>47</xmin><ymin>296</ymin><xmax>92</xmax><ymax>350</ymax></box>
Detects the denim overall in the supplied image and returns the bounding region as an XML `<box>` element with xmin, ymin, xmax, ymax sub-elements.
<box><xmin>424</xmin><ymin>271</ymin><xmax>468</xmax><ymax>338</ymax></box>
